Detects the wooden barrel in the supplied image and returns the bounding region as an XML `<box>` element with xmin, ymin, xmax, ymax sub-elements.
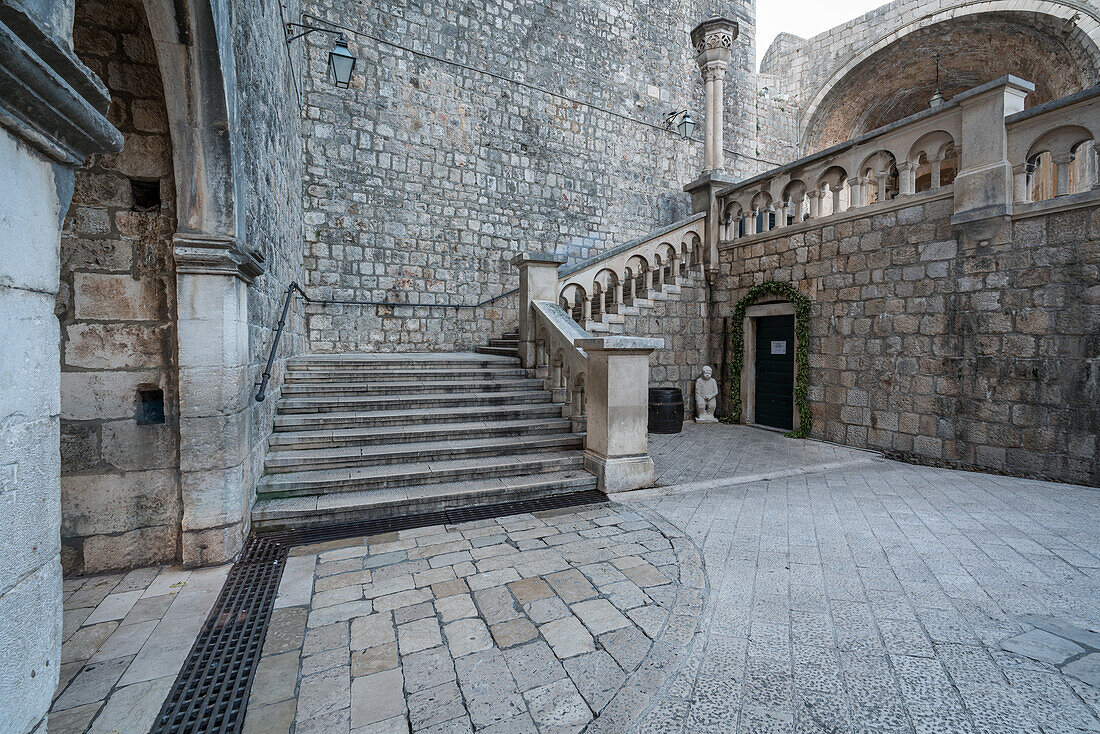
<box><xmin>648</xmin><ymin>387</ymin><xmax>684</xmax><ymax>434</ymax></box>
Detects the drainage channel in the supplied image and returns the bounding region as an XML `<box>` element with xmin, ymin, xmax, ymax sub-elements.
<box><xmin>150</xmin><ymin>489</ymin><xmax>608</xmax><ymax>734</ymax></box>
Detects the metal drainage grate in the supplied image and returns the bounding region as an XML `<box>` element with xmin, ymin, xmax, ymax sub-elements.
<box><xmin>151</xmin><ymin>489</ymin><xmax>608</xmax><ymax>733</ymax></box>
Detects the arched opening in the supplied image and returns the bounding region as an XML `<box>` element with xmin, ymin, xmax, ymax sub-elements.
<box><xmin>803</xmin><ymin>11</ymin><xmax>1100</xmax><ymax>153</ymax></box>
<box><xmin>60</xmin><ymin>0</ymin><xmax>181</xmax><ymax>574</ymax></box>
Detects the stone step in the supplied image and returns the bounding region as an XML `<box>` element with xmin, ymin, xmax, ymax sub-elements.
<box><xmin>277</xmin><ymin>390</ymin><xmax>552</xmax><ymax>414</ymax></box>
<box><xmin>256</xmin><ymin>450</ymin><xmax>585</xmax><ymax>498</ymax></box>
<box><xmin>252</xmin><ymin>470</ymin><xmax>598</xmax><ymax>530</ymax></box>
<box><xmin>289</xmin><ymin>352</ymin><xmax>518</xmax><ymax>369</ymax></box>
<box><xmin>488</xmin><ymin>338</ymin><xmax>519</xmax><ymax>348</ymax></box>
<box><xmin>280</xmin><ymin>378</ymin><xmax>544</xmax><ymax>397</ymax></box>
<box><xmin>273</xmin><ymin>403</ymin><xmax>566</xmax><ymax>431</ymax></box>
<box><xmin>264</xmin><ymin>433</ymin><xmax>583</xmax><ymax>473</ymax></box>
<box><xmin>285</xmin><ymin>366</ymin><xmax>532</xmax><ymax>382</ymax></box>
<box><xmin>268</xmin><ymin>417</ymin><xmax>576</xmax><ymax>450</ymax></box>
<box><xmin>475</xmin><ymin>346</ymin><xmax>519</xmax><ymax>357</ymax></box>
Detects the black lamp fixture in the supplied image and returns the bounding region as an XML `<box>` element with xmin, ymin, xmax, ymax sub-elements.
<box><xmin>286</xmin><ymin>20</ymin><xmax>357</xmax><ymax>89</ymax></box>
<box><xmin>665</xmin><ymin>110</ymin><xmax>696</xmax><ymax>140</ymax></box>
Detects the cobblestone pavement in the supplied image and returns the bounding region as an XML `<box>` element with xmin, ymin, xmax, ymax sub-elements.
<box><xmin>50</xmin><ymin>450</ymin><xmax>1100</xmax><ymax>734</ymax></box>
<box><xmin>243</xmin><ymin>505</ymin><xmax>706</xmax><ymax>734</ymax></box>
<box><xmin>631</xmin><ymin>460</ymin><xmax>1100</xmax><ymax>733</ymax></box>
<box><xmin>649</xmin><ymin>423</ymin><xmax>875</xmax><ymax>489</ymax></box>
<box><xmin>48</xmin><ymin>563</ymin><xmax>230</xmax><ymax>733</ymax></box>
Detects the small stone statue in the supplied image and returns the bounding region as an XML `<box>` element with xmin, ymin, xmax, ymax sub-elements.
<box><xmin>695</xmin><ymin>366</ymin><xmax>719</xmax><ymax>423</ymax></box>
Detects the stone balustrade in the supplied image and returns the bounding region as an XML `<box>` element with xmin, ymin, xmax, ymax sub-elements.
<box><xmin>716</xmin><ymin>77</ymin><xmax>1100</xmax><ymax>243</ymax></box>
<box><xmin>513</xmin><ymin>253</ymin><xmax>663</xmax><ymax>493</ymax></box>
<box><xmin>1007</xmin><ymin>86</ymin><xmax>1100</xmax><ymax>205</ymax></box>
<box><xmin>555</xmin><ymin>213</ymin><xmax>706</xmax><ymax>324</ymax></box>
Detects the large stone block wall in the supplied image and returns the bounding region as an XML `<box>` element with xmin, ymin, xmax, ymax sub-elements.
<box><xmin>298</xmin><ymin>0</ymin><xmax>754</xmax><ymax>352</ymax></box>
<box><xmin>713</xmin><ymin>192</ymin><xmax>1100</xmax><ymax>486</ymax></box>
<box><xmin>58</xmin><ymin>0</ymin><xmax>182</xmax><ymax>574</ymax></box>
<box><xmin>230</xmin><ymin>0</ymin><xmax>307</xmax><ymax>502</ymax></box>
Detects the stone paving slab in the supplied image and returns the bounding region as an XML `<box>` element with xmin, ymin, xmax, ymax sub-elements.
<box><xmin>625</xmin><ymin>460</ymin><xmax>1100</xmax><ymax>733</ymax></box>
<box><xmin>49</xmin><ymin>563</ymin><xmax>230</xmax><ymax>733</ymax></box>
<box><xmin>646</xmin><ymin>423</ymin><xmax>876</xmax><ymax>492</ymax></box>
<box><xmin>243</xmin><ymin>503</ymin><xmax>705</xmax><ymax>734</ymax></box>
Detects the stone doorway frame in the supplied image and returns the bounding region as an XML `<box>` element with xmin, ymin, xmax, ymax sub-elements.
<box><xmin>740</xmin><ymin>301</ymin><xmax>801</xmax><ymax>433</ymax></box>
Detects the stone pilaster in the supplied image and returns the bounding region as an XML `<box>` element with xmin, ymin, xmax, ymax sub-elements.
<box><xmin>175</xmin><ymin>233</ymin><xmax>263</xmax><ymax>567</ymax></box>
<box><xmin>512</xmin><ymin>253</ymin><xmax>567</xmax><ymax>368</ymax></box>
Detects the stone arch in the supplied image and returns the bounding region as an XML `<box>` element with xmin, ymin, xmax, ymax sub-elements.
<box><xmin>141</xmin><ymin>0</ymin><xmax>245</xmax><ymax>251</ymax></box>
<box><xmin>801</xmin><ymin>4</ymin><xmax>1100</xmax><ymax>152</ymax></box>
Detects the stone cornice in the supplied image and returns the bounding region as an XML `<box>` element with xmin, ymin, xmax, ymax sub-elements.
<box><xmin>0</xmin><ymin>0</ymin><xmax>122</xmax><ymax>165</ymax></box>
<box><xmin>174</xmin><ymin>232</ymin><xmax>266</xmax><ymax>284</ymax></box>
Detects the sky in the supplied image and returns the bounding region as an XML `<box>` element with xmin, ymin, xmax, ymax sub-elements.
<box><xmin>755</xmin><ymin>0</ymin><xmax>891</xmax><ymax>68</ymax></box>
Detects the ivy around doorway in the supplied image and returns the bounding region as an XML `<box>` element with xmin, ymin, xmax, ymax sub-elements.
<box><xmin>722</xmin><ymin>280</ymin><xmax>812</xmax><ymax>438</ymax></box>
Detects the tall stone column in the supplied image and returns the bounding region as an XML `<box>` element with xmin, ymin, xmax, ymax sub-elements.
<box><xmin>512</xmin><ymin>253</ymin><xmax>567</xmax><ymax>368</ymax></box>
<box><xmin>0</xmin><ymin>1</ymin><xmax>122</xmax><ymax>730</ymax></box>
<box><xmin>691</xmin><ymin>17</ymin><xmax>738</xmax><ymax>173</ymax></box>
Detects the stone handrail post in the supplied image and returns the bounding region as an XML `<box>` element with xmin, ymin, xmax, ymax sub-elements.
<box><xmin>512</xmin><ymin>252</ymin><xmax>567</xmax><ymax>368</ymax></box>
<box><xmin>575</xmin><ymin>336</ymin><xmax>664</xmax><ymax>493</ymax></box>
<box><xmin>952</xmin><ymin>76</ymin><xmax>1032</xmax><ymax>236</ymax></box>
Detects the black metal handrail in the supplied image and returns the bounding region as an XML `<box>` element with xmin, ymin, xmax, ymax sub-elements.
<box><xmin>254</xmin><ymin>282</ymin><xmax>519</xmax><ymax>401</ymax></box>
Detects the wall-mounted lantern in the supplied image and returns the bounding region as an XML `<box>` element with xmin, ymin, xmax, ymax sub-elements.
<box><xmin>665</xmin><ymin>110</ymin><xmax>696</xmax><ymax>140</ymax></box>
<box><xmin>286</xmin><ymin>19</ymin><xmax>358</xmax><ymax>89</ymax></box>
<box><xmin>328</xmin><ymin>36</ymin><xmax>356</xmax><ymax>88</ymax></box>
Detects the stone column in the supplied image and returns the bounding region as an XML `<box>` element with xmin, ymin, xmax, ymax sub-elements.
<box><xmin>930</xmin><ymin>154</ymin><xmax>944</xmax><ymax>188</ymax></box>
<box><xmin>808</xmin><ymin>190</ymin><xmax>822</xmax><ymax>218</ymax></box>
<box><xmin>691</xmin><ymin>17</ymin><xmax>739</xmax><ymax>173</ymax></box>
<box><xmin>1093</xmin><ymin>142</ymin><xmax>1100</xmax><ymax>190</ymax></box>
<box><xmin>832</xmin><ymin>186</ymin><xmax>843</xmax><ymax>214</ymax></box>
<box><xmin>876</xmin><ymin>172</ymin><xmax>890</xmax><ymax>202</ymax></box>
<box><xmin>643</xmin><ymin>267</ymin><xmax>653</xmax><ymax>295</ymax></box>
<box><xmin>847</xmin><ymin>177</ymin><xmax>864</xmax><ymax>208</ymax></box>
<box><xmin>575</xmin><ymin>336</ymin><xmax>664</xmax><ymax>493</ymax></box>
<box><xmin>1012</xmin><ymin>163</ymin><xmax>1031</xmax><ymax>203</ymax></box>
<box><xmin>512</xmin><ymin>252</ymin><xmax>567</xmax><ymax>368</ymax></box>
<box><xmin>0</xmin><ymin>2</ymin><xmax>122</xmax><ymax>729</ymax></box>
<box><xmin>669</xmin><ymin>253</ymin><xmax>680</xmax><ymax>283</ymax></box>
<box><xmin>582</xmin><ymin>294</ymin><xmax>593</xmax><ymax>322</ymax></box>
<box><xmin>897</xmin><ymin>162</ymin><xmax>915</xmax><ymax>195</ymax></box>
<box><xmin>612</xmin><ymin>281</ymin><xmax>623</xmax><ymax>312</ymax></box>
<box><xmin>1052</xmin><ymin>152</ymin><xmax>1073</xmax><ymax>196</ymax></box>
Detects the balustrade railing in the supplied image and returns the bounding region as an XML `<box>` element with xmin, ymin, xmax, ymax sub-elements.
<box><xmin>554</xmin><ymin>213</ymin><xmax>706</xmax><ymax>325</ymax></box>
<box><xmin>513</xmin><ymin>253</ymin><xmax>662</xmax><ymax>493</ymax></box>
<box><xmin>715</xmin><ymin>77</ymin><xmax>1099</xmax><ymax>243</ymax></box>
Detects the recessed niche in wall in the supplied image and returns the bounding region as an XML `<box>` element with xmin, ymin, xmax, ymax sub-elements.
<box><xmin>137</xmin><ymin>388</ymin><xmax>165</xmax><ymax>424</ymax></box>
<box><xmin>130</xmin><ymin>178</ymin><xmax>161</xmax><ymax>212</ymax></box>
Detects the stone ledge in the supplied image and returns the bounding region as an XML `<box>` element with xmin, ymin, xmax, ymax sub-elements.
<box><xmin>0</xmin><ymin>2</ymin><xmax>121</xmax><ymax>164</ymax></box>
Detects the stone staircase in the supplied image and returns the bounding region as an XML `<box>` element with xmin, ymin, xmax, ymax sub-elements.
<box><xmin>252</xmin><ymin>352</ymin><xmax>595</xmax><ymax>530</ymax></box>
<box><xmin>475</xmin><ymin>330</ymin><xmax>519</xmax><ymax>358</ymax></box>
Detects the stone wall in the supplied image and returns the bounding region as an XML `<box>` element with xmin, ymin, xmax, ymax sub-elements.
<box><xmin>59</xmin><ymin>0</ymin><xmax>181</xmax><ymax>574</ymax></box>
<box><xmin>712</xmin><ymin>192</ymin><xmax>1100</xmax><ymax>486</ymax></box>
<box><xmin>622</xmin><ymin>281</ymin><xmax>711</xmax><ymax>420</ymax></box>
<box><xmin>298</xmin><ymin>0</ymin><xmax>753</xmax><ymax>352</ymax></box>
<box><xmin>230</xmin><ymin>0</ymin><xmax>307</xmax><ymax>502</ymax></box>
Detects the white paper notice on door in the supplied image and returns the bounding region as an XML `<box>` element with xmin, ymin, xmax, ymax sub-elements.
<box><xmin>771</xmin><ymin>340</ymin><xmax>786</xmax><ymax>355</ymax></box>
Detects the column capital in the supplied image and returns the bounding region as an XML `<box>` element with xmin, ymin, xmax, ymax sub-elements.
<box><xmin>691</xmin><ymin>16</ymin><xmax>739</xmax><ymax>67</ymax></box>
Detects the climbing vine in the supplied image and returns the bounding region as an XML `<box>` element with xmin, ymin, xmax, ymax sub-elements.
<box><xmin>721</xmin><ymin>281</ymin><xmax>813</xmax><ymax>439</ymax></box>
